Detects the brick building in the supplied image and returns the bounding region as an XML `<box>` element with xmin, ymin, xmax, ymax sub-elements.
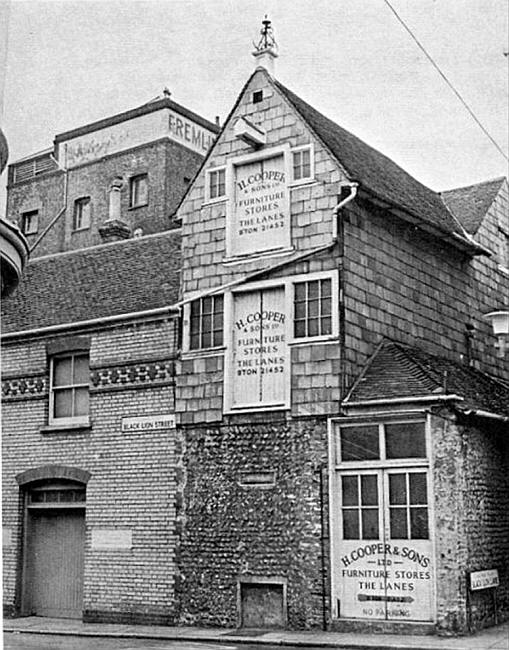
<box><xmin>2</xmin><ymin>30</ymin><xmax>509</xmax><ymax>636</ymax></box>
<box><xmin>173</xmin><ymin>38</ymin><xmax>509</xmax><ymax>634</ymax></box>
<box><xmin>1</xmin><ymin>97</ymin><xmax>217</xmax><ymax>623</ymax></box>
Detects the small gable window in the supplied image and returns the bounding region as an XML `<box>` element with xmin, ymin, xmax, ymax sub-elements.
<box><xmin>50</xmin><ymin>353</ymin><xmax>90</xmax><ymax>426</ymax></box>
<box><xmin>129</xmin><ymin>173</ymin><xmax>148</xmax><ymax>208</ymax></box>
<box><xmin>252</xmin><ymin>90</ymin><xmax>263</xmax><ymax>104</ymax></box>
<box><xmin>208</xmin><ymin>168</ymin><xmax>226</xmax><ymax>201</ymax></box>
<box><xmin>21</xmin><ymin>209</ymin><xmax>39</xmax><ymax>235</ymax></box>
<box><xmin>73</xmin><ymin>197</ymin><xmax>91</xmax><ymax>231</ymax></box>
<box><xmin>292</xmin><ymin>147</ymin><xmax>312</xmax><ymax>182</ymax></box>
<box><xmin>293</xmin><ymin>278</ymin><xmax>332</xmax><ymax>338</ymax></box>
<box><xmin>190</xmin><ymin>295</ymin><xmax>224</xmax><ymax>350</ymax></box>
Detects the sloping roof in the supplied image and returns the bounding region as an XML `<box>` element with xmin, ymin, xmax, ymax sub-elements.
<box><xmin>440</xmin><ymin>177</ymin><xmax>506</xmax><ymax>234</ymax></box>
<box><xmin>1</xmin><ymin>230</ymin><xmax>182</xmax><ymax>334</ymax></box>
<box><xmin>345</xmin><ymin>340</ymin><xmax>509</xmax><ymax>417</ymax></box>
<box><xmin>275</xmin><ymin>80</ymin><xmax>472</xmax><ymax>242</ymax></box>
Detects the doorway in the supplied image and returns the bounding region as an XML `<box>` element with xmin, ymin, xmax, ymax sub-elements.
<box><xmin>23</xmin><ymin>482</ymin><xmax>86</xmax><ymax>618</ymax></box>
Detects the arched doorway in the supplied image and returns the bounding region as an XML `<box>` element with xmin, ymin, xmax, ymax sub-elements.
<box><xmin>17</xmin><ymin>467</ymin><xmax>89</xmax><ymax>619</ymax></box>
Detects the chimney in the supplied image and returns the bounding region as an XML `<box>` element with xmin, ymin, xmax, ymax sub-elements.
<box><xmin>99</xmin><ymin>176</ymin><xmax>131</xmax><ymax>242</ymax></box>
<box><xmin>252</xmin><ymin>16</ymin><xmax>278</xmax><ymax>75</ymax></box>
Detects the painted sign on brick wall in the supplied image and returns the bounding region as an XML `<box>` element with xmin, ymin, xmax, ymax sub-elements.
<box><xmin>229</xmin><ymin>287</ymin><xmax>287</xmax><ymax>409</ymax></box>
<box><xmin>229</xmin><ymin>153</ymin><xmax>290</xmax><ymax>257</ymax></box>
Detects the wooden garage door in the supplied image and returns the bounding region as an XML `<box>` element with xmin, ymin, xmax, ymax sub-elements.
<box><xmin>25</xmin><ymin>505</ymin><xmax>85</xmax><ymax>618</ymax></box>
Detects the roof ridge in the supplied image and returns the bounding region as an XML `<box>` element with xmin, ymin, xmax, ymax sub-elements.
<box><xmin>440</xmin><ymin>176</ymin><xmax>506</xmax><ymax>195</ymax></box>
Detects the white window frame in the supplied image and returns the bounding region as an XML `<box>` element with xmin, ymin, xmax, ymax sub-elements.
<box><xmin>183</xmin><ymin>293</ymin><xmax>225</xmax><ymax>353</ymax></box>
<box><xmin>289</xmin><ymin>144</ymin><xmax>314</xmax><ymax>186</ymax></box>
<box><xmin>21</xmin><ymin>209</ymin><xmax>39</xmax><ymax>235</ymax></box>
<box><xmin>72</xmin><ymin>196</ymin><xmax>91</xmax><ymax>231</ymax></box>
<box><xmin>205</xmin><ymin>165</ymin><xmax>227</xmax><ymax>204</ymax></box>
<box><xmin>223</xmin><ymin>270</ymin><xmax>338</xmax><ymax>413</ymax></box>
<box><xmin>129</xmin><ymin>173</ymin><xmax>148</xmax><ymax>208</ymax></box>
<box><xmin>49</xmin><ymin>353</ymin><xmax>90</xmax><ymax>427</ymax></box>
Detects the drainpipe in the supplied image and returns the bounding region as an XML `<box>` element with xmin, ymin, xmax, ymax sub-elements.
<box><xmin>30</xmin><ymin>148</ymin><xmax>68</xmax><ymax>253</ymax></box>
<box><xmin>334</xmin><ymin>183</ymin><xmax>358</xmax><ymax>406</ymax></box>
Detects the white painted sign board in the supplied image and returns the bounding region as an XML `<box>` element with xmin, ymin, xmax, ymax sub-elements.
<box><xmin>2</xmin><ymin>527</ymin><xmax>12</xmax><ymax>547</ymax></box>
<box><xmin>230</xmin><ymin>287</ymin><xmax>287</xmax><ymax>409</ymax></box>
<box><xmin>121</xmin><ymin>413</ymin><xmax>175</xmax><ymax>432</ymax></box>
<box><xmin>91</xmin><ymin>529</ymin><xmax>132</xmax><ymax>550</ymax></box>
<box><xmin>230</xmin><ymin>153</ymin><xmax>290</xmax><ymax>257</ymax></box>
<box><xmin>470</xmin><ymin>569</ymin><xmax>499</xmax><ymax>591</ymax></box>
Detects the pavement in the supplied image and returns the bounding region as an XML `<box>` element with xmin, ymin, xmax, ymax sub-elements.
<box><xmin>2</xmin><ymin>616</ymin><xmax>509</xmax><ymax>650</ymax></box>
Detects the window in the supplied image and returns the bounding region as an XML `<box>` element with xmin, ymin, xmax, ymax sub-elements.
<box><xmin>292</xmin><ymin>147</ymin><xmax>312</xmax><ymax>181</ymax></box>
<box><xmin>189</xmin><ymin>295</ymin><xmax>224</xmax><ymax>350</ymax></box>
<box><xmin>73</xmin><ymin>197</ymin><xmax>91</xmax><ymax>231</ymax></box>
<box><xmin>50</xmin><ymin>353</ymin><xmax>89</xmax><ymax>425</ymax></box>
<box><xmin>294</xmin><ymin>278</ymin><xmax>332</xmax><ymax>338</ymax></box>
<box><xmin>341</xmin><ymin>474</ymin><xmax>379</xmax><ymax>539</ymax></box>
<box><xmin>388</xmin><ymin>472</ymin><xmax>429</xmax><ymax>539</ymax></box>
<box><xmin>208</xmin><ymin>168</ymin><xmax>226</xmax><ymax>200</ymax></box>
<box><xmin>129</xmin><ymin>174</ymin><xmax>148</xmax><ymax>208</ymax></box>
<box><xmin>21</xmin><ymin>210</ymin><xmax>39</xmax><ymax>235</ymax></box>
<box><xmin>252</xmin><ymin>90</ymin><xmax>263</xmax><ymax>104</ymax></box>
<box><xmin>338</xmin><ymin>421</ymin><xmax>427</xmax><ymax>463</ymax></box>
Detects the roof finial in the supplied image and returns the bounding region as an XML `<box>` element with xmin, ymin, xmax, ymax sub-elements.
<box><xmin>252</xmin><ymin>15</ymin><xmax>279</xmax><ymax>75</ymax></box>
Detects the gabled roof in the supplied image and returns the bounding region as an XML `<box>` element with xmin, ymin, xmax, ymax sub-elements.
<box><xmin>440</xmin><ymin>176</ymin><xmax>506</xmax><ymax>234</ymax></box>
<box><xmin>275</xmin><ymin>80</ymin><xmax>475</xmax><ymax>246</ymax></box>
<box><xmin>1</xmin><ymin>230</ymin><xmax>182</xmax><ymax>335</ymax></box>
<box><xmin>345</xmin><ymin>340</ymin><xmax>509</xmax><ymax>418</ymax></box>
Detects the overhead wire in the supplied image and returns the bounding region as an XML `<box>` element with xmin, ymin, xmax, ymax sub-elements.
<box><xmin>382</xmin><ymin>0</ymin><xmax>509</xmax><ymax>163</ymax></box>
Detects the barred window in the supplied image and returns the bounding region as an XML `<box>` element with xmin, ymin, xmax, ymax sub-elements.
<box><xmin>50</xmin><ymin>353</ymin><xmax>89</xmax><ymax>425</ymax></box>
<box><xmin>208</xmin><ymin>168</ymin><xmax>225</xmax><ymax>200</ymax></box>
<box><xmin>294</xmin><ymin>278</ymin><xmax>332</xmax><ymax>338</ymax></box>
<box><xmin>190</xmin><ymin>295</ymin><xmax>224</xmax><ymax>349</ymax></box>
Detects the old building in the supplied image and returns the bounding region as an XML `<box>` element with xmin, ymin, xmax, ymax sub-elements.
<box><xmin>2</xmin><ymin>21</ymin><xmax>508</xmax><ymax>636</ymax></box>
<box><xmin>173</xmin><ymin>27</ymin><xmax>509</xmax><ymax>634</ymax></box>
<box><xmin>1</xmin><ymin>97</ymin><xmax>217</xmax><ymax>623</ymax></box>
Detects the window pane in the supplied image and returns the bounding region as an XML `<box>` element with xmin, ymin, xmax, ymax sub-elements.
<box><xmin>202</xmin><ymin>297</ymin><xmax>213</xmax><ymax>314</ymax></box>
<box><xmin>409</xmin><ymin>473</ymin><xmax>427</xmax><ymax>505</ymax></box>
<box><xmin>321</xmin><ymin>279</ymin><xmax>331</xmax><ymax>297</ymax></box>
<box><xmin>190</xmin><ymin>333</ymin><xmax>200</xmax><ymax>349</ymax></box>
<box><xmin>340</xmin><ymin>426</ymin><xmax>380</xmax><ymax>461</ymax></box>
<box><xmin>308</xmin><ymin>281</ymin><xmax>319</xmax><ymax>299</ymax></box>
<box><xmin>294</xmin><ymin>301</ymin><xmax>306</xmax><ymax>319</ymax></box>
<box><xmin>54</xmin><ymin>389</ymin><xmax>72</xmax><ymax>417</ymax></box>
<box><xmin>362</xmin><ymin>509</ymin><xmax>379</xmax><ymax>539</ymax></box>
<box><xmin>73</xmin><ymin>355</ymin><xmax>89</xmax><ymax>384</ymax></box>
<box><xmin>201</xmin><ymin>330</ymin><xmax>212</xmax><ymax>349</ymax></box>
<box><xmin>410</xmin><ymin>508</ymin><xmax>429</xmax><ymax>539</ymax></box>
<box><xmin>389</xmin><ymin>474</ymin><xmax>407</xmax><ymax>505</ymax></box>
<box><xmin>308</xmin><ymin>299</ymin><xmax>319</xmax><ymax>317</ymax></box>
<box><xmin>361</xmin><ymin>475</ymin><xmax>378</xmax><ymax>506</ymax></box>
<box><xmin>54</xmin><ymin>358</ymin><xmax>72</xmax><ymax>386</ymax></box>
<box><xmin>213</xmin><ymin>329</ymin><xmax>223</xmax><ymax>347</ymax></box>
<box><xmin>341</xmin><ymin>475</ymin><xmax>358</xmax><ymax>506</ymax></box>
<box><xmin>321</xmin><ymin>316</ymin><xmax>332</xmax><ymax>335</ymax></box>
<box><xmin>202</xmin><ymin>314</ymin><xmax>212</xmax><ymax>335</ymax></box>
<box><xmin>74</xmin><ymin>388</ymin><xmax>89</xmax><ymax>416</ymax></box>
<box><xmin>390</xmin><ymin>508</ymin><xmax>408</xmax><ymax>539</ymax></box>
<box><xmin>294</xmin><ymin>320</ymin><xmax>306</xmax><ymax>338</ymax></box>
<box><xmin>321</xmin><ymin>297</ymin><xmax>332</xmax><ymax>315</ymax></box>
<box><xmin>190</xmin><ymin>300</ymin><xmax>201</xmax><ymax>319</ymax></box>
<box><xmin>342</xmin><ymin>509</ymin><xmax>359</xmax><ymax>539</ymax></box>
<box><xmin>385</xmin><ymin>422</ymin><xmax>426</xmax><ymax>458</ymax></box>
<box><xmin>308</xmin><ymin>318</ymin><xmax>319</xmax><ymax>337</ymax></box>
<box><xmin>294</xmin><ymin>282</ymin><xmax>306</xmax><ymax>302</ymax></box>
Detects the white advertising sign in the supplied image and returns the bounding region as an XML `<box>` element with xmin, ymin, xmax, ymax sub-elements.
<box><xmin>470</xmin><ymin>569</ymin><xmax>499</xmax><ymax>591</ymax></box>
<box><xmin>2</xmin><ymin>527</ymin><xmax>13</xmax><ymax>547</ymax></box>
<box><xmin>230</xmin><ymin>153</ymin><xmax>290</xmax><ymax>257</ymax></box>
<box><xmin>337</xmin><ymin>540</ymin><xmax>433</xmax><ymax>621</ymax></box>
<box><xmin>61</xmin><ymin>108</ymin><xmax>215</xmax><ymax>167</ymax></box>
<box><xmin>121</xmin><ymin>414</ymin><xmax>175</xmax><ymax>433</ymax></box>
<box><xmin>230</xmin><ymin>287</ymin><xmax>287</xmax><ymax>409</ymax></box>
<box><xmin>91</xmin><ymin>529</ymin><xmax>132</xmax><ymax>550</ymax></box>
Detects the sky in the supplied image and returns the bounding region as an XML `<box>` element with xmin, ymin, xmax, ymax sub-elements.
<box><xmin>0</xmin><ymin>0</ymin><xmax>508</xmax><ymax>213</ymax></box>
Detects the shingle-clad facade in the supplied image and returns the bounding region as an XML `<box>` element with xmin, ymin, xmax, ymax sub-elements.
<box><xmin>174</xmin><ymin>61</ymin><xmax>508</xmax><ymax>634</ymax></box>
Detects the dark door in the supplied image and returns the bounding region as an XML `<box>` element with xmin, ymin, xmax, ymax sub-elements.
<box><xmin>25</xmin><ymin>509</ymin><xmax>85</xmax><ymax>618</ymax></box>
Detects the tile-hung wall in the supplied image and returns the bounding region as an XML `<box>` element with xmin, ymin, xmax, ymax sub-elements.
<box><xmin>2</xmin><ymin>318</ymin><xmax>179</xmax><ymax>624</ymax></box>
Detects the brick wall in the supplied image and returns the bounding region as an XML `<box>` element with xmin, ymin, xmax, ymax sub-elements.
<box><xmin>2</xmin><ymin>317</ymin><xmax>179</xmax><ymax>622</ymax></box>
<box><xmin>7</xmin><ymin>139</ymin><xmax>202</xmax><ymax>257</ymax></box>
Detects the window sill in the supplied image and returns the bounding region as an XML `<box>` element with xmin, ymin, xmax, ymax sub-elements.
<box><xmin>181</xmin><ymin>346</ymin><xmax>226</xmax><ymax>359</ymax></box>
<box><xmin>288</xmin><ymin>177</ymin><xmax>317</xmax><ymax>188</ymax></box>
<box><xmin>289</xmin><ymin>335</ymin><xmax>339</xmax><ymax>347</ymax></box>
<box><xmin>201</xmin><ymin>197</ymin><xmax>227</xmax><ymax>208</ymax></box>
<box><xmin>222</xmin><ymin>246</ymin><xmax>295</xmax><ymax>265</ymax></box>
<box><xmin>128</xmin><ymin>203</ymin><xmax>148</xmax><ymax>211</ymax></box>
<box><xmin>71</xmin><ymin>227</ymin><xmax>90</xmax><ymax>233</ymax></box>
<box><xmin>41</xmin><ymin>421</ymin><xmax>91</xmax><ymax>434</ymax></box>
